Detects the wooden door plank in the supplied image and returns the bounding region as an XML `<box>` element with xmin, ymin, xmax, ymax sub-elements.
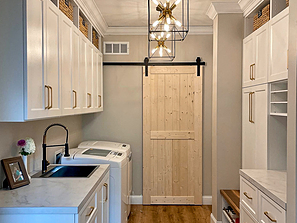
<box><xmin>172</xmin><ymin>140</ymin><xmax>181</xmax><ymax>196</ymax></box>
<box><xmin>143</xmin><ymin>67</ymin><xmax>151</xmax><ymax>204</ymax></box>
<box><xmin>157</xmin><ymin>73</ymin><xmax>165</xmax><ymax>196</ymax></box>
<box><xmin>194</xmin><ymin>67</ymin><xmax>203</xmax><ymax>204</ymax></box>
<box><xmin>164</xmin><ymin>74</ymin><xmax>173</xmax><ymax>196</ymax></box>
<box><xmin>151</xmin><ymin>131</ymin><xmax>195</xmax><ymax>140</ymax></box>
<box><xmin>179</xmin><ymin>73</ymin><xmax>188</xmax><ymax>196</ymax></box>
<box><xmin>151</xmin><ymin>196</ymin><xmax>195</xmax><ymax>205</ymax></box>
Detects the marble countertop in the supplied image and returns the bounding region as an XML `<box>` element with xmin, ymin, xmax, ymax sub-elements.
<box><xmin>0</xmin><ymin>164</ymin><xmax>110</xmax><ymax>214</ymax></box>
<box><xmin>240</xmin><ymin>169</ymin><xmax>287</xmax><ymax>210</ymax></box>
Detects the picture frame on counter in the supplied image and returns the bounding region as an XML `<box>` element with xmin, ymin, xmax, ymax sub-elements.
<box><xmin>1</xmin><ymin>156</ymin><xmax>30</xmax><ymax>189</ymax></box>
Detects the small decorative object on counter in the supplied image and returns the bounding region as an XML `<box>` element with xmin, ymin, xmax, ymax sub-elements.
<box><xmin>17</xmin><ymin>138</ymin><xmax>36</xmax><ymax>177</ymax></box>
<box><xmin>1</xmin><ymin>156</ymin><xmax>30</xmax><ymax>189</ymax></box>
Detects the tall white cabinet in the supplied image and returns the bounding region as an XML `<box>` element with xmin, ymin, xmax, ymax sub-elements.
<box><xmin>242</xmin><ymin>85</ymin><xmax>268</xmax><ymax>169</ymax></box>
<box><xmin>0</xmin><ymin>0</ymin><xmax>103</xmax><ymax>122</ymax></box>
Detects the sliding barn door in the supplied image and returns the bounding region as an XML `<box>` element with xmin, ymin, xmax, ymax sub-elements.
<box><xmin>143</xmin><ymin>66</ymin><xmax>202</xmax><ymax>205</ymax></box>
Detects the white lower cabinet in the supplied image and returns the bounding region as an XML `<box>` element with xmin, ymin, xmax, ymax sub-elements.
<box><xmin>242</xmin><ymin>84</ymin><xmax>268</xmax><ymax>169</ymax></box>
<box><xmin>240</xmin><ymin>176</ymin><xmax>286</xmax><ymax>223</ymax></box>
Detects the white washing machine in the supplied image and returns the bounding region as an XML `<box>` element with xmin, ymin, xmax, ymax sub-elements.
<box><xmin>78</xmin><ymin>141</ymin><xmax>132</xmax><ymax>217</ymax></box>
<box><xmin>61</xmin><ymin>141</ymin><xmax>132</xmax><ymax>223</ymax></box>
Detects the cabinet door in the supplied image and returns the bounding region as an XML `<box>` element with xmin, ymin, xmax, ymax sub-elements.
<box><xmin>98</xmin><ymin>53</ymin><xmax>103</xmax><ymax>112</ymax></box>
<box><xmin>242</xmin><ymin>88</ymin><xmax>256</xmax><ymax>168</ymax></box>
<box><xmin>80</xmin><ymin>35</ymin><xmax>88</xmax><ymax>112</ymax></box>
<box><xmin>242</xmin><ymin>34</ymin><xmax>255</xmax><ymax>87</ymax></box>
<box><xmin>102</xmin><ymin>175</ymin><xmax>109</xmax><ymax>223</ymax></box>
<box><xmin>97</xmin><ymin>183</ymin><xmax>103</xmax><ymax>223</ymax></box>
<box><xmin>93</xmin><ymin>49</ymin><xmax>99</xmax><ymax>110</ymax></box>
<box><xmin>242</xmin><ymin>84</ymin><xmax>268</xmax><ymax>169</ymax></box>
<box><xmin>86</xmin><ymin>43</ymin><xmax>94</xmax><ymax>111</ymax></box>
<box><xmin>60</xmin><ymin>13</ymin><xmax>73</xmax><ymax>116</ymax></box>
<box><xmin>44</xmin><ymin>0</ymin><xmax>61</xmax><ymax>116</ymax></box>
<box><xmin>254</xmin><ymin>23</ymin><xmax>268</xmax><ymax>85</ymax></box>
<box><xmin>72</xmin><ymin>27</ymin><xmax>81</xmax><ymax>113</ymax></box>
<box><xmin>240</xmin><ymin>203</ymin><xmax>258</xmax><ymax>223</ymax></box>
<box><xmin>26</xmin><ymin>0</ymin><xmax>47</xmax><ymax>120</ymax></box>
<box><xmin>269</xmin><ymin>7</ymin><xmax>289</xmax><ymax>82</ymax></box>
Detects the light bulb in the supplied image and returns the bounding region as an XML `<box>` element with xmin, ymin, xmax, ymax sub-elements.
<box><xmin>152</xmin><ymin>0</ymin><xmax>159</xmax><ymax>5</ymax></box>
<box><xmin>161</xmin><ymin>32</ymin><xmax>164</xmax><ymax>38</ymax></box>
<box><xmin>175</xmin><ymin>20</ymin><xmax>182</xmax><ymax>27</ymax></box>
<box><xmin>166</xmin><ymin>15</ymin><xmax>171</xmax><ymax>24</ymax></box>
<box><xmin>150</xmin><ymin>33</ymin><xmax>156</xmax><ymax>39</ymax></box>
<box><xmin>166</xmin><ymin>0</ymin><xmax>170</xmax><ymax>2</ymax></box>
<box><xmin>158</xmin><ymin>35</ymin><xmax>161</xmax><ymax>39</ymax></box>
<box><xmin>159</xmin><ymin>47</ymin><xmax>163</xmax><ymax>57</ymax></box>
<box><xmin>152</xmin><ymin>48</ymin><xmax>158</xmax><ymax>54</ymax></box>
<box><xmin>166</xmin><ymin>48</ymin><xmax>171</xmax><ymax>53</ymax></box>
<box><xmin>153</xmin><ymin>20</ymin><xmax>159</xmax><ymax>27</ymax></box>
<box><xmin>164</xmin><ymin>23</ymin><xmax>169</xmax><ymax>32</ymax></box>
<box><xmin>166</xmin><ymin>33</ymin><xmax>171</xmax><ymax>39</ymax></box>
<box><xmin>175</xmin><ymin>0</ymin><xmax>181</xmax><ymax>4</ymax></box>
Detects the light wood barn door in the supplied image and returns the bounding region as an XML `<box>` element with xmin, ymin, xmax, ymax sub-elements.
<box><xmin>143</xmin><ymin>66</ymin><xmax>203</xmax><ymax>205</ymax></box>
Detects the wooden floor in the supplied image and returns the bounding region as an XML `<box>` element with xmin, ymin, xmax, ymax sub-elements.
<box><xmin>128</xmin><ymin>205</ymin><xmax>212</xmax><ymax>223</ymax></box>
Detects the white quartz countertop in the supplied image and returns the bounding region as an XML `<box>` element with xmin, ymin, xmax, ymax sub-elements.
<box><xmin>240</xmin><ymin>169</ymin><xmax>286</xmax><ymax>210</ymax></box>
<box><xmin>0</xmin><ymin>164</ymin><xmax>110</xmax><ymax>214</ymax></box>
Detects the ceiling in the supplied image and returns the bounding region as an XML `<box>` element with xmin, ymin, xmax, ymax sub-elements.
<box><xmin>93</xmin><ymin>0</ymin><xmax>238</xmax><ymax>27</ymax></box>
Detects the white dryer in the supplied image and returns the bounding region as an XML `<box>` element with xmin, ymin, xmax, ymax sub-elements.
<box><xmin>61</xmin><ymin>141</ymin><xmax>132</xmax><ymax>223</ymax></box>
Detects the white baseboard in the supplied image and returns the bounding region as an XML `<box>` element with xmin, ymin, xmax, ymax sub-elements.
<box><xmin>210</xmin><ymin>213</ymin><xmax>222</xmax><ymax>223</ymax></box>
<box><xmin>131</xmin><ymin>195</ymin><xmax>143</xmax><ymax>204</ymax></box>
<box><xmin>131</xmin><ymin>195</ymin><xmax>212</xmax><ymax>205</ymax></box>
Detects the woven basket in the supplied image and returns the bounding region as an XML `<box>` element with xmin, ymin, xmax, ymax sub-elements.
<box><xmin>92</xmin><ymin>28</ymin><xmax>99</xmax><ymax>49</ymax></box>
<box><xmin>286</xmin><ymin>0</ymin><xmax>289</xmax><ymax>7</ymax></box>
<box><xmin>79</xmin><ymin>15</ymin><xmax>88</xmax><ymax>39</ymax></box>
<box><xmin>253</xmin><ymin>4</ymin><xmax>270</xmax><ymax>31</ymax></box>
<box><xmin>59</xmin><ymin>0</ymin><xmax>73</xmax><ymax>22</ymax></box>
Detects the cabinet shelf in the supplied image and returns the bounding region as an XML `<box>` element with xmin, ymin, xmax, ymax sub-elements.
<box><xmin>270</xmin><ymin>113</ymin><xmax>287</xmax><ymax>117</ymax></box>
<box><xmin>271</xmin><ymin>90</ymin><xmax>288</xmax><ymax>93</ymax></box>
<box><xmin>271</xmin><ymin>101</ymin><xmax>287</xmax><ymax>104</ymax></box>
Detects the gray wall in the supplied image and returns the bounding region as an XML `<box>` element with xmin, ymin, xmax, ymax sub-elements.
<box><xmin>211</xmin><ymin>14</ymin><xmax>243</xmax><ymax>220</ymax></box>
<box><xmin>82</xmin><ymin>34</ymin><xmax>213</xmax><ymax>196</ymax></box>
<box><xmin>0</xmin><ymin>116</ymin><xmax>82</xmax><ymax>185</ymax></box>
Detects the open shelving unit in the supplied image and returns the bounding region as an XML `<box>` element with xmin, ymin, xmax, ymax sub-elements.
<box><xmin>270</xmin><ymin>80</ymin><xmax>288</xmax><ymax>116</ymax></box>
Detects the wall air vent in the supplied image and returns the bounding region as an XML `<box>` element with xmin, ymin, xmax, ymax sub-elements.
<box><xmin>104</xmin><ymin>42</ymin><xmax>129</xmax><ymax>55</ymax></box>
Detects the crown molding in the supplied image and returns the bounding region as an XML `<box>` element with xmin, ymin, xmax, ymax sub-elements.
<box><xmin>76</xmin><ymin>0</ymin><xmax>108</xmax><ymax>36</ymax></box>
<box><xmin>105</xmin><ymin>26</ymin><xmax>213</xmax><ymax>36</ymax></box>
<box><xmin>206</xmin><ymin>2</ymin><xmax>242</xmax><ymax>20</ymax></box>
<box><xmin>238</xmin><ymin>0</ymin><xmax>264</xmax><ymax>17</ymax></box>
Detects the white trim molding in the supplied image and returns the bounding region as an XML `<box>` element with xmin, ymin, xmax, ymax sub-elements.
<box><xmin>206</xmin><ymin>2</ymin><xmax>242</xmax><ymax>20</ymax></box>
<box><xmin>105</xmin><ymin>26</ymin><xmax>213</xmax><ymax>36</ymax></box>
<box><xmin>131</xmin><ymin>195</ymin><xmax>212</xmax><ymax>205</ymax></box>
<box><xmin>211</xmin><ymin>213</ymin><xmax>222</xmax><ymax>223</ymax></box>
<box><xmin>238</xmin><ymin>0</ymin><xmax>266</xmax><ymax>17</ymax></box>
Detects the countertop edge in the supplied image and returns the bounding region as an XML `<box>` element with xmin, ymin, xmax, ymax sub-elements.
<box><xmin>239</xmin><ymin>169</ymin><xmax>287</xmax><ymax>210</ymax></box>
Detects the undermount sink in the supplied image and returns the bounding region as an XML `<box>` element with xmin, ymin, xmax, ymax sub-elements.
<box><xmin>32</xmin><ymin>165</ymin><xmax>99</xmax><ymax>178</ymax></box>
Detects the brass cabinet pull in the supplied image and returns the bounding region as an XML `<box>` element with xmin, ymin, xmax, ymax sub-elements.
<box><xmin>87</xmin><ymin>93</ymin><xmax>91</xmax><ymax>108</ymax></box>
<box><xmin>104</xmin><ymin>183</ymin><xmax>108</xmax><ymax>202</ymax></box>
<box><xmin>86</xmin><ymin>206</ymin><xmax>95</xmax><ymax>217</ymax></box>
<box><xmin>48</xmin><ymin>86</ymin><xmax>53</xmax><ymax>109</ymax></box>
<box><xmin>251</xmin><ymin>64</ymin><xmax>255</xmax><ymax>80</ymax></box>
<box><xmin>45</xmin><ymin>85</ymin><xmax>50</xmax><ymax>109</ymax></box>
<box><xmin>98</xmin><ymin>95</ymin><xmax>102</xmax><ymax>108</ymax></box>
<box><xmin>264</xmin><ymin>211</ymin><xmax>277</xmax><ymax>222</ymax></box>
<box><xmin>243</xmin><ymin>192</ymin><xmax>253</xmax><ymax>200</ymax></box>
<box><xmin>250</xmin><ymin>64</ymin><xmax>253</xmax><ymax>80</ymax></box>
<box><xmin>73</xmin><ymin>90</ymin><xmax>77</xmax><ymax>108</ymax></box>
<box><xmin>249</xmin><ymin>92</ymin><xmax>255</xmax><ymax>123</ymax></box>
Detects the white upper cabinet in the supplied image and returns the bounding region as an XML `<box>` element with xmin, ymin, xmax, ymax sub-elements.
<box><xmin>0</xmin><ymin>0</ymin><xmax>103</xmax><ymax>122</ymax></box>
<box><xmin>44</xmin><ymin>0</ymin><xmax>61</xmax><ymax>117</ymax></box>
<box><xmin>242</xmin><ymin>23</ymin><xmax>268</xmax><ymax>87</ymax></box>
<box><xmin>269</xmin><ymin>7</ymin><xmax>289</xmax><ymax>82</ymax></box>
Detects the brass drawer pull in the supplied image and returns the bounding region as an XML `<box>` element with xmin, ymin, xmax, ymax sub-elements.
<box><xmin>251</xmin><ymin>64</ymin><xmax>255</xmax><ymax>80</ymax></box>
<box><xmin>48</xmin><ymin>86</ymin><xmax>53</xmax><ymax>109</ymax></box>
<box><xmin>45</xmin><ymin>85</ymin><xmax>50</xmax><ymax>109</ymax></box>
<box><xmin>264</xmin><ymin>211</ymin><xmax>277</xmax><ymax>222</ymax></box>
<box><xmin>73</xmin><ymin>90</ymin><xmax>77</xmax><ymax>108</ymax></box>
<box><xmin>98</xmin><ymin>95</ymin><xmax>102</xmax><ymax>108</ymax></box>
<box><xmin>87</xmin><ymin>93</ymin><xmax>91</xmax><ymax>108</ymax></box>
<box><xmin>243</xmin><ymin>192</ymin><xmax>253</xmax><ymax>200</ymax></box>
<box><xmin>249</xmin><ymin>92</ymin><xmax>255</xmax><ymax>123</ymax></box>
<box><xmin>86</xmin><ymin>206</ymin><xmax>95</xmax><ymax>217</ymax></box>
<box><xmin>104</xmin><ymin>183</ymin><xmax>108</xmax><ymax>202</ymax></box>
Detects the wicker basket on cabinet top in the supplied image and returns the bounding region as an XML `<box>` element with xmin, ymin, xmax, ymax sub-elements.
<box><xmin>59</xmin><ymin>0</ymin><xmax>73</xmax><ymax>22</ymax></box>
<box><xmin>79</xmin><ymin>15</ymin><xmax>88</xmax><ymax>39</ymax></box>
<box><xmin>92</xmin><ymin>28</ymin><xmax>99</xmax><ymax>49</ymax></box>
<box><xmin>286</xmin><ymin>0</ymin><xmax>289</xmax><ymax>7</ymax></box>
<box><xmin>253</xmin><ymin>4</ymin><xmax>270</xmax><ymax>31</ymax></box>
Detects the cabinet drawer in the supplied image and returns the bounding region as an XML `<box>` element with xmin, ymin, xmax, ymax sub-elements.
<box><xmin>240</xmin><ymin>203</ymin><xmax>257</xmax><ymax>223</ymax></box>
<box><xmin>259</xmin><ymin>192</ymin><xmax>286</xmax><ymax>223</ymax></box>
<box><xmin>80</xmin><ymin>191</ymin><xmax>97</xmax><ymax>223</ymax></box>
<box><xmin>240</xmin><ymin>177</ymin><xmax>258</xmax><ymax>218</ymax></box>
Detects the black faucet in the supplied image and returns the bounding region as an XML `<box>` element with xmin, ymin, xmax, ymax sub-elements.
<box><xmin>42</xmin><ymin>123</ymin><xmax>70</xmax><ymax>173</ymax></box>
